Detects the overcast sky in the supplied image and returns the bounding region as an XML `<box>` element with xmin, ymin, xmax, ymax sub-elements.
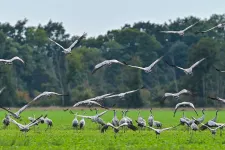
<box><xmin>0</xmin><ymin>0</ymin><xmax>224</xmax><ymax>37</ymax></box>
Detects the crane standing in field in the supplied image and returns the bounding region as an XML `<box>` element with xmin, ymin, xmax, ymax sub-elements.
<box><xmin>2</xmin><ymin>114</ymin><xmax>10</xmax><ymax>128</ymax></box>
<box><xmin>79</xmin><ymin>112</ymin><xmax>86</xmax><ymax>130</ymax></box>
<box><xmin>148</xmin><ymin>109</ymin><xmax>154</xmax><ymax>127</ymax></box>
<box><xmin>43</xmin><ymin>116</ymin><xmax>53</xmax><ymax>131</ymax></box>
<box><xmin>70</xmin><ymin>111</ymin><xmax>79</xmax><ymax>129</ymax></box>
<box><xmin>112</xmin><ymin>110</ymin><xmax>119</xmax><ymax>127</ymax></box>
<box><xmin>148</xmin><ymin>108</ymin><xmax>162</xmax><ymax>128</ymax></box>
<box><xmin>136</xmin><ymin>109</ymin><xmax>146</xmax><ymax>131</ymax></box>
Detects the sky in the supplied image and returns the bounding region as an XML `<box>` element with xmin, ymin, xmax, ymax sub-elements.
<box><xmin>0</xmin><ymin>0</ymin><xmax>225</xmax><ymax>37</ymax></box>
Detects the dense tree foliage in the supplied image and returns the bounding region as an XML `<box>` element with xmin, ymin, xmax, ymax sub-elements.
<box><xmin>0</xmin><ymin>14</ymin><xmax>225</xmax><ymax>108</ymax></box>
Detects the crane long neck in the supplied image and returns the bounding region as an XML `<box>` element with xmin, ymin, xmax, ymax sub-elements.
<box><xmin>150</xmin><ymin>110</ymin><xmax>153</xmax><ymax>116</ymax></box>
<box><xmin>122</xmin><ymin>111</ymin><xmax>125</xmax><ymax>117</ymax></box>
<box><xmin>114</xmin><ymin>110</ymin><xmax>116</xmax><ymax>117</ymax></box>
<box><xmin>215</xmin><ymin>111</ymin><xmax>218</xmax><ymax>118</ymax></box>
<box><xmin>125</xmin><ymin>111</ymin><xmax>127</xmax><ymax>117</ymax></box>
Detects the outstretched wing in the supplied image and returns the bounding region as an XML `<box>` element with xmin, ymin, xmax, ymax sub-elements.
<box><xmin>190</xmin><ymin>58</ymin><xmax>205</xmax><ymax>69</ymax></box>
<box><xmin>73</xmin><ymin>100</ymin><xmax>87</xmax><ymax>107</ymax></box>
<box><xmin>208</xmin><ymin>96</ymin><xmax>219</xmax><ymax>101</ymax></box>
<box><xmin>33</xmin><ymin>92</ymin><xmax>45</xmax><ymax>101</ymax></box>
<box><xmin>214</xmin><ymin>125</ymin><xmax>225</xmax><ymax>131</ymax></box>
<box><xmin>69</xmin><ymin>32</ymin><xmax>87</xmax><ymax>50</ymax></box>
<box><xmin>146</xmin><ymin>126</ymin><xmax>157</xmax><ymax>131</ymax></box>
<box><xmin>197</xmin><ymin>25</ymin><xmax>218</xmax><ymax>34</ymax></box>
<box><xmin>0</xmin><ymin>87</ymin><xmax>6</xmax><ymax>94</ymax></box>
<box><xmin>104</xmin><ymin>94</ymin><xmax>121</xmax><ymax>99</ymax></box>
<box><xmin>49</xmin><ymin>92</ymin><xmax>67</xmax><ymax>96</ymax></box>
<box><xmin>15</xmin><ymin>104</ymin><xmax>29</xmax><ymax>116</ymax></box>
<box><xmin>49</xmin><ymin>38</ymin><xmax>65</xmax><ymax>50</ymax></box>
<box><xmin>173</xmin><ymin>103</ymin><xmax>182</xmax><ymax>117</ymax></box>
<box><xmin>0</xmin><ymin>106</ymin><xmax>16</xmax><ymax>117</ymax></box>
<box><xmin>147</xmin><ymin>56</ymin><xmax>164</xmax><ymax>70</ymax></box>
<box><xmin>11</xmin><ymin>56</ymin><xmax>24</xmax><ymax>63</ymax></box>
<box><xmin>10</xmin><ymin>118</ymin><xmax>24</xmax><ymax>128</ymax></box>
<box><xmin>178</xmin><ymin>89</ymin><xmax>192</xmax><ymax>95</ymax></box>
<box><xmin>209</xmin><ymin>96</ymin><xmax>225</xmax><ymax>103</ymax></box>
<box><xmin>89</xmin><ymin>101</ymin><xmax>108</xmax><ymax>109</ymax></box>
<box><xmin>164</xmin><ymin>61</ymin><xmax>185</xmax><ymax>71</ymax></box>
<box><xmin>126</xmin><ymin>65</ymin><xmax>145</xmax><ymax>70</ymax></box>
<box><xmin>127</xmin><ymin>124</ymin><xmax>138</xmax><ymax>131</ymax></box>
<box><xmin>160</xmin><ymin>31</ymin><xmax>178</xmax><ymax>34</ymax></box>
<box><xmin>76</xmin><ymin>114</ymin><xmax>92</xmax><ymax>119</ymax></box>
<box><xmin>161</xmin><ymin>127</ymin><xmax>174</xmax><ymax>132</ymax></box>
<box><xmin>124</xmin><ymin>88</ymin><xmax>141</xmax><ymax>95</ymax></box>
<box><xmin>182</xmin><ymin>22</ymin><xmax>198</xmax><ymax>32</ymax></box>
<box><xmin>27</xmin><ymin>115</ymin><xmax>43</xmax><ymax>127</ymax></box>
<box><xmin>214</xmin><ymin>67</ymin><xmax>225</xmax><ymax>73</ymax></box>
<box><xmin>96</xmin><ymin>110</ymin><xmax>108</xmax><ymax>118</ymax></box>
<box><xmin>92</xmin><ymin>60</ymin><xmax>109</xmax><ymax>74</ymax></box>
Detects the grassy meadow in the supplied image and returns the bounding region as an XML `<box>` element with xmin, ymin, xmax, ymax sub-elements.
<box><xmin>0</xmin><ymin>108</ymin><xmax>225</xmax><ymax>150</ymax></box>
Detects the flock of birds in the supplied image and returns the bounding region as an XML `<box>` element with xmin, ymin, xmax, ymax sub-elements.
<box><xmin>0</xmin><ymin>21</ymin><xmax>225</xmax><ymax>139</ymax></box>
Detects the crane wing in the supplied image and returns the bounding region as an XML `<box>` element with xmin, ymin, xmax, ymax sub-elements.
<box><xmin>15</xmin><ymin>104</ymin><xmax>29</xmax><ymax>116</ymax></box>
<box><xmin>11</xmin><ymin>56</ymin><xmax>24</xmax><ymax>63</ymax></box>
<box><xmin>92</xmin><ymin>61</ymin><xmax>109</xmax><ymax>74</ymax></box>
<box><xmin>0</xmin><ymin>106</ymin><xmax>16</xmax><ymax>116</ymax></box>
<box><xmin>201</xmin><ymin>26</ymin><xmax>218</xmax><ymax>33</ymax></box>
<box><xmin>96</xmin><ymin>110</ymin><xmax>108</xmax><ymax>118</ymax></box>
<box><xmin>178</xmin><ymin>89</ymin><xmax>191</xmax><ymax>95</ymax></box>
<box><xmin>69</xmin><ymin>32</ymin><xmax>87</xmax><ymax>50</ymax></box>
<box><xmin>49</xmin><ymin>38</ymin><xmax>65</xmax><ymax>50</ymax></box>
<box><xmin>160</xmin><ymin>31</ymin><xmax>178</xmax><ymax>34</ymax></box>
<box><xmin>10</xmin><ymin>118</ymin><xmax>24</xmax><ymax>128</ymax></box>
<box><xmin>33</xmin><ymin>92</ymin><xmax>45</xmax><ymax>101</ymax></box>
<box><xmin>161</xmin><ymin>127</ymin><xmax>173</xmax><ymax>132</ymax></box>
<box><xmin>76</xmin><ymin>114</ymin><xmax>92</xmax><ymax>119</ymax></box>
<box><xmin>147</xmin><ymin>56</ymin><xmax>164</xmax><ymax>70</ymax></box>
<box><xmin>182</xmin><ymin>22</ymin><xmax>198</xmax><ymax>32</ymax></box>
<box><xmin>190</xmin><ymin>58</ymin><xmax>205</xmax><ymax>69</ymax></box>
<box><xmin>146</xmin><ymin>126</ymin><xmax>157</xmax><ymax>131</ymax></box>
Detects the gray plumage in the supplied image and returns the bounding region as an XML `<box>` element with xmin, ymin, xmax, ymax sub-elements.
<box><xmin>124</xmin><ymin>56</ymin><xmax>163</xmax><ymax>73</ymax></box>
<box><xmin>10</xmin><ymin>115</ymin><xmax>43</xmax><ymax>133</ymax></box>
<box><xmin>211</xmin><ymin>110</ymin><xmax>219</xmax><ymax>122</ymax></box>
<box><xmin>112</xmin><ymin>110</ymin><xmax>119</xmax><ymax>127</ymax></box>
<box><xmin>72</xmin><ymin>113</ymin><xmax>79</xmax><ymax>128</ymax></box>
<box><xmin>2</xmin><ymin>114</ymin><xmax>10</xmax><ymax>127</ymax></box>
<box><xmin>194</xmin><ymin>109</ymin><xmax>205</xmax><ymax>125</ymax></box>
<box><xmin>136</xmin><ymin>109</ymin><xmax>146</xmax><ymax>128</ymax></box>
<box><xmin>79</xmin><ymin>112</ymin><xmax>86</xmax><ymax>129</ymax></box>
<box><xmin>148</xmin><ymin>109</ymin><xmax>154</xmax><ymax>127</ymax></box>
<box><xmin>92</xmin><ymin>59</ymin><xmax>125</xmax><ymax>74</ymax></box>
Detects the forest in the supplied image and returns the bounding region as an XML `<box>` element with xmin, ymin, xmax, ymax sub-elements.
<box><xmin>0</xmin><ymin>14</ymin><xmax>225</xmax><ymax>108</ymax></box>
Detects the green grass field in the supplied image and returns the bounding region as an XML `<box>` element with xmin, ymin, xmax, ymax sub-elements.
<box><xmin>1</xmin><ymin>108</ymin><xmax>225</xmax><ymax>150</ymax></box>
